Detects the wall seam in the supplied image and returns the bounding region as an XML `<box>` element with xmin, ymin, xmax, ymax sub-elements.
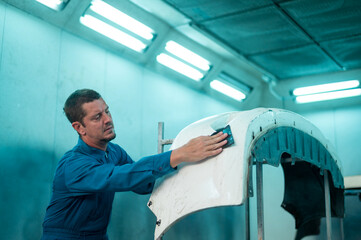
<box><xmin>49</xmin><ymin>29</ymin><xmax>64</xmax><ymax>184</ymax></box>
<box><xmin>140</xmin><ymin>63</ymin><xmax>145</xmax><ymax>156</ymax></box>
<box><xmin>332</xmin><ymin>108</ymin><xmax>338</xmax><ymax>153</ymax></box>
<box><xmin>0</xmin><ymin>3</ymin><xmax>7</xmax><ymax>74</ymax></box>
<box><xmin>104</xmin><ymin>51</ymin><xmax>108</xmax><ymax>92</ymax></box>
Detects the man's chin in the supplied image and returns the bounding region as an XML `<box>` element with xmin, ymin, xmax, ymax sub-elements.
<box><xmin>102</xmin><ymin>133</ymin><xmax>116</xmax><ymax>143</ymax></box>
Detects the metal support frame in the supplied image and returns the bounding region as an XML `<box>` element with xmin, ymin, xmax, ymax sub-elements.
<box><xmin>245</xmin><ymin>198</ymin><xmax>250</xmax><ymax>240</ymax></box>
<box><xmin>157</xmin><ymin>122</ymin><xmax>174</xmax><ymax>240</ymax></box>
<box><xmin>324</xmin><ymin>169</ymin><xmax>332</xmax><ymax>240</ymax></box>
<box><xmin>158</xmin><ymin>122</ymin><xmax>174</xmax><ymax>154</ymax></box>
<box><xmin>256</xmin><ymin>161</ymin><xmax>264</xmax><ymax>240</ymax></box>
<box><xmin>340</xmin><ymin>218</ymin><xmax>344</xmax><ymax>240</ymax></box>
<box><xmin>245</xmin><ymin>160</ymin><xmax>337</xmax><ymax>240</ymax></box>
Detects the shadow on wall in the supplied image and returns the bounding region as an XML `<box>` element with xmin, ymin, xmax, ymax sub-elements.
<box><xmin>0</xmin><ymin>146</ymin><xmax>54</xmax><ymax>240</ymax></box>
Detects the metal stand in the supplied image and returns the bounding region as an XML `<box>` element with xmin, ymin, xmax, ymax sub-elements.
<box><xmin>340</xmin><ymin>218</ymin><xmax>344</xmax><ymax>240</ymax></box>
<box><xmin>157</xmin><ymin>122</ymin><xmax>174</xmax><ymax>240</ymax></box>
<box><xmin>324</xmin><ymin>169</ymin><xmax>332</xmax><ymax>240</ymax></box>
<box><xmin>245</xmin><ymin>161</ymin><xmax>336</xmax><ymax>240</ymax></box>
<box><xmin>245</xmin><ymin>198</ymin><xmax>250</xmax><ymax>240</ymax></box>
<box><xmin>158</xmin><ymin>122</ymin><xmax>173</xmax><ymax>154</ymax></box>
<box><xmin>256</xmin><ymin>161</ymin><xmax>264</xmax><ymax>240</ymax></box>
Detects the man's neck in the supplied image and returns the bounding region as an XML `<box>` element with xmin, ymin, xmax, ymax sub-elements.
<box><xmin>82</xmin><ymin>137</ymin><xmax>107</xmax><ymax>151</ymax></box>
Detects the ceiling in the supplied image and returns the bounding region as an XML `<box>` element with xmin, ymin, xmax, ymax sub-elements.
<box><xmin>162</xmin><ymin>0</ymin><xmax>361</xmax><ymax>80</ymax></box>
<box><xmin>3</xmin><ymin>0</ymin><xmax>361</xmax><ymax>85</ymax></box>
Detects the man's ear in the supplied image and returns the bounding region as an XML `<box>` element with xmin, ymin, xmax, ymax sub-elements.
<box><xmin>72</xmin><ymin>121</ymin><xmax>86</xmax><ymax>136</ymax></box>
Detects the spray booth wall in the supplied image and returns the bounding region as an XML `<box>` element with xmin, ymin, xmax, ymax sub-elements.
<box><xmin>0</xmin><ymin>2</ymin><xmax>247</xmax><ymax>240</ymax></box>
<box><xmin>1</xmin><ymin>2</ymin><xmax>361</xmax><ymax>240</ymax></box>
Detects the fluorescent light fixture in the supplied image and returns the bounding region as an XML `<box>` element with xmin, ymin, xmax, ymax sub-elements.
<box><xmin>165</xmin><ymin>41</ymin><xmax>210</xmax><ymax>71</ymax></box>
<box><xmin>80</xmin><ymin>0</ymin><xmax>155</xmax><ymax>52</ymax></box>
<box><xmin>89</xmin><ymin>0</ymin><xmax>154</xmax><ymax>40</ymax></box>
<box><xmin>210</xmin><ymin>80</ymin><xmax>246</xmax><ymax>101</ymax></box>
<box><xmin>296</xmin><ymin>88</ymin><xmax>361</xmax><ymax>103</ymax></box>
<box><xmin>293</xmin><ymin>80</ymin><xmax>360</xmax><ymax>96</ymax></box>
<box><xmin>36</xmin><ymin>0</ymin><xmax>69</xmax><ymax>11</ymax></box>
<box><xmin>80</xmin><ymin>15</ymin><xmax>147</xmax><ymax>52</ymax></box>
<box><xmin>156</xmin><ymin>53</ymin><xmax>204</xmax><ymax>81</ymax></box>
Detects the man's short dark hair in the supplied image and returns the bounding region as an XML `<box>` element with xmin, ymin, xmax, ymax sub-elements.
<box><xmin>63</xmin><ymin>89</ymin><xmax>102</xmax><ymax>124</ymax></box>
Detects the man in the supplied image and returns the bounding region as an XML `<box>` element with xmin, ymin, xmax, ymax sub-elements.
<box><xmin>42</xmin><ymin>89</ymin><xmax>228</xmax><ymax>240</ymax></box>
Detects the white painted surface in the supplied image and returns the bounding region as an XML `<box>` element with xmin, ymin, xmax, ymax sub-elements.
<box><xmin>344</xmin><ymin>175</ymin><xmax>361</xmax><ymax>189</ymax></box>
<box><xmin>148</xmin><ymin>108</ymin><xmax>341</xmax><ymax>240</ymax></box>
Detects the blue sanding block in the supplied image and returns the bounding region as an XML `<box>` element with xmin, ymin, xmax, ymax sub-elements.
<box><xmin>211</xmin><ymin>125</ymin><xmax>234</xmax><ymax>148</ymax></box>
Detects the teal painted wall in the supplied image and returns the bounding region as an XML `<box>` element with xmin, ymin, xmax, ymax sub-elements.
<box><xmin>0</xmin><ymin>2</ymin><xmax>244</xmax><ymax>240</ymax></box>
<box><xmin>301</xmin><ymin>106</ymin><xmax>361</xmax><ymax>177</ymax></box>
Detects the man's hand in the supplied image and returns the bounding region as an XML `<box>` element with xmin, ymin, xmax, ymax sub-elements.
<box><xmin>170</xmin><ymin>132</ymin><xmax>228</xmax><ymax>168</ymax></box>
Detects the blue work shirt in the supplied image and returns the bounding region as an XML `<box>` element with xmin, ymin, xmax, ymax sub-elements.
<box><xmin>42</xmin><ymin>138</ymin><xmax>175</xmax><ymax>239</ymax></box>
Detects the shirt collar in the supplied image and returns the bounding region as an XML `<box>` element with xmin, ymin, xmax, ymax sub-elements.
<box><xmin>77</xmin><ymin>137</ymin><xmax>109</xmax><ymax>158</ymax></box>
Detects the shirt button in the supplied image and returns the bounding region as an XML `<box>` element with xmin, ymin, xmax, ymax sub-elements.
<box><xmin>158</xmin><ymin>167</ymin><xmax>163</xmax><ymax>171</ymax></box>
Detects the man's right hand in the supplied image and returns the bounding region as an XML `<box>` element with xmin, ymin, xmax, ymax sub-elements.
<box><xmin>170</xmin><ymin>132</ymin><xmax>228</xmax><ymax>168</ymax></box>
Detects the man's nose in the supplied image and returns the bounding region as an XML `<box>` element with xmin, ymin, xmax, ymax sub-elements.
<box><xmin>104</xmin><ymin>112</ymin><xmax>112</xmax><ymax>123</ymax></box>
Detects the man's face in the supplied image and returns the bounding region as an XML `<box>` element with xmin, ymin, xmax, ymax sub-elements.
<box><xmin>77</xmin><ymin>98</ymin><xmax>116</xmax><ymax>146</ymax></box>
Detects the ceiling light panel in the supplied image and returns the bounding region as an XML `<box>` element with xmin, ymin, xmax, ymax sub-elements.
<box><xmin>210</xmin><ymin>73</ymin><xmax>251</xmax><ymax>101</ymax></box>
<box><xmin>89</xmin><ymin>0</ymin><xmax>155</xmax><ymax>40</ymax></box>
<box><xmin>80</xmin><ymin>15</ymin><xmax>147</xmax><ymax>52</ymax></box>
<box><xmin>165</xmin><ymin>41</ymin><xmax>210</xmax><ymax>71</ymax></box>
<box><xmin>80</xmin><ymin>0</ymin><xmax>156</xmax><ymax>52</ymax></box>
<box><xmin>296</xmin><ymin>88</ymin><xmax>361</xmax><ymax>104</ymax></box>
<box><xmin>210</xmin><ymin>80</ymin><xmax>246</xmax><ymax>101</ymax></box>
<box><xmin>36</xmin><ymin>0</ymin><xmax>70</xmax><ymax>11</ymax></box>
<box><xmin>156</xmin><ymin>53</ymin><xmax>204</xmax><ymax>81</ymax></box>
<box><xmin>157</xmin><ymin>41</ymin><xmax>212</xmax><ymax>81</ymax></box>
<box><xmin>292</xmin><ymin>80</ymin><xmax>361</xmax><ymax>103</ymax></box>
<box><xmin>293</xmin><ymin>80</ymin><xmax>360</xmax><ymax>96</ymax></box>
